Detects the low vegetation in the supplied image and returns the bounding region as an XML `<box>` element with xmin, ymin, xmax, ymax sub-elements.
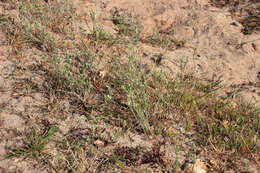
<box><xmin>0</xmin><ymin>0</ymin><xmax>259</xmax><ymax>172</ymax></box>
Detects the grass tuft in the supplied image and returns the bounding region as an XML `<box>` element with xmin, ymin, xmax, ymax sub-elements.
<box><xmin>5</xmin><ymin>126</ymin><xmax>58</xmax><ymax>159</ymax></box>
<box><xmin>110</xmin><ymin>8</ymin><xmax>143</xmax><ymax>41</ymax></box>
<box><xmin>143</xmin><ymin>26</ymin><xmax>185</xmax><ymax>50</ymax></box>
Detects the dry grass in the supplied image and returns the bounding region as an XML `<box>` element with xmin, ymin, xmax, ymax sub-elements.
<box><xmin>0</xmin><ymin>0</ymin><xmax>259</xmax><ymax>172</ymax></box>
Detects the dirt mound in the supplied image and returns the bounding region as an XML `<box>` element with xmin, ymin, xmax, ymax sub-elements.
<box><xmin>96</xmin><ymin>0</ymin><xmax>260</xmax><ymax>103</ymax></box>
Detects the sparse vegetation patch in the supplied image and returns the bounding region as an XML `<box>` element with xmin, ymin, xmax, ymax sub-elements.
<box><xmin>0</xmin><ymin>0</ymin><xmax>259</xmax><ymax>172</ymax></box>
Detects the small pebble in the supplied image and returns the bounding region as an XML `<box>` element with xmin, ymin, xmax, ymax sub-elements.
<box><xmin>94</xmin><ymin>140</ymin><xmax>104</xmax><ymax>147</ymax></box>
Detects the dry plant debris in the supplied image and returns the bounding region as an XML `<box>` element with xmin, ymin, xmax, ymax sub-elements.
<box><xmin>0</xmin><ymin>0</ymin><xmax>259</xmax><ymax>172</ymax></box>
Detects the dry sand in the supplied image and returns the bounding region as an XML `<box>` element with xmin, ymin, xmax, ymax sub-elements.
<box><xmin>0</xmin><ymin>0</ymin><xmax>259</xmax><ymax>172</ymax></box>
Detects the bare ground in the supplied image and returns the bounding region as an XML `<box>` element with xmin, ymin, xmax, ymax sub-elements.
<box><xmin>0</xmin><ymin>0</ymin><xmax>259</xmax><ymax>172</ymax></box>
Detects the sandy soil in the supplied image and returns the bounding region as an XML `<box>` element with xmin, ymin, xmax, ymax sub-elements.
<box><xmin>93</xmin><ymin>0</ymin><xmax>260</xmax><ymax>104</ymax></box>
<box><xmin>0</xmin><ymin>0</ymin><xmax>259</xmax><ymax>172</ymax></box>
